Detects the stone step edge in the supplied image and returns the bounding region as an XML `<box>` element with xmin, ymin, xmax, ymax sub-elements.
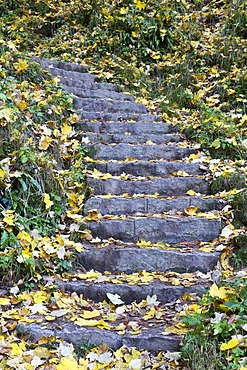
<box><xmin>57</xmin><ymin>280</ymin><xmax>206</xmax><ymax>304</ymax></box>
<box><xmin>77</xmin><ymin>111</ymin><xmax>163</xmax><ymax>122</ymax></box>
<box><xmin>84</xmin><ymin>158</ymin><xmax>198</xmax><ymax>165</ymax></box>
<box><xmin>84</xmin><ymin>196</ymin><xmax>224</xmax><ymax>216</ymax></box>
<box><xmin>17</xmin><ymin>322</ymin><xmax>181</xmax><ymax>353</ymax></box>
<box><xmin>33</xmin><ymin>57</ymin><xmax>89</xmax><ymax>73</ymax></box>
<box><xmin>79</xmin><ymin>245</ymin><xmax>220</xmax><ymax>274</ymax></box>
<box><xmin>87</xmin><ymin>172</ymin><xmax>206</xmax><ymax>181</ymax></box>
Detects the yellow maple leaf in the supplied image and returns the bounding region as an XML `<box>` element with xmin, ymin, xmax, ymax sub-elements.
<box><xmin>186</xmin><ymin>189</ymin><xmax>197</xmax><ymax>196</ymax></box>
<box><xmin>143</xmin><ymin>307</ymin><xmax>155</xmax><ymax>320</ymax></box>
<box><xmin>13</xmin><ymin>58</ymin><xmax>28</xmax><ymax>73</ymax></box>
<box><xmin>81</xmin><ymin>310</ymin><xmax>101</xmax><ymax>319</ymax></box>
<box><xmin>16</xmin><ymin>100</ymin><xmax>27</xmax><ymax>110</ymax></box>
<box><xmin>44</xmin><ymin>193</ymin><xmax>54</xmax><ymax>210</ymax></box>
<box><xmin>39</xmin><ymin>136</ymin><xmax>54</xmax><ymax>150</ymax></box>
<box><xmin>3</xmin><ymin>213</ymin><xmax>15</xmax><ymax>226</ymax></box>
<box><xmin>17</xmin><ymin>231</ymin><xmax>32</xmax><ymax>246</ymax></box>
<box><xmin>209</xmin><ymin>283</ymin><xmax>227</xmax><ymax>299</ymax></box>
<box><xmin>83</xmin><ymin>209</ymin><xmax>100</xmax><ymax>222</ymax></box>
<box><xmin>56</xmin><ymin>357</ymin><xmax>80</xmax><ymax>370</ymax></box>
<box><xmin>0</xmin><ymin>168</ymin><xmax>7</xmax><ymax>179</ymax></box>
<box><xmin>164</xmin><ymin>323</ymin><xmax>187</xmax><ymax>335</ymax></box>
<box><xmin>134</xmin><ymin>0</ymin><xmax>146</xmax><ymax>10</ymax></box>
<box><xmin>0</xmin><ymin>108</ymin><xmax>13</xmax><ymax>124</ymax></box>
<box><xmin>220</xmin><ymin>338</ymin><xmax>239</xmax><ymax>351</ymax></box>
<box><xmin>10</xmin><ymin>342</ymin><xmax>24</xmax><ymax>357</ymax></box>
<box><xmin>136</xmin><ymin>239</ymin><xmax>152</xmax><ymax>247</ymax></box>
<box><xmin>0</xmin><ymin>297</ymin><xmax>11</xmax><ymax>305</ymax></box>
<box><xmin>183</xmin><ymin>206</ymin><xmax>198</xmax><ymax>216</ymax></box>
<box><xmin>173</xmin><ymin>170</ymin><xmax>190</xmax><ymax>177</ymax></box>
<box><xmin>33</xmin><ymin>290</ymin><xmax>48</xmax><ymax>304</ymax></box>
<box><xmin>61</xmin><ymin>123</ymin><xmax>72</xmax><ymax>136</ymax></box>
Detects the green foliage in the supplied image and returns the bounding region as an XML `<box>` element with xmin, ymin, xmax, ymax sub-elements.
<box><xmin>232</xmin><ymin>234</ymin><xmax>247</xmax><ymax>267</ymax></box>
<box><xmin>181</xmin><ymin>279</ymin><xmax>247</xmax><ymax>369</ymax></box>
<box><xmin>229</xmin><ymin>189</ymin><xmax>247</xmax><ymax>227</ymax></box>
<box><xmin>210</xmin><ymin>173</ymin><xmax>246</xmax><ymax>194</ymax></box>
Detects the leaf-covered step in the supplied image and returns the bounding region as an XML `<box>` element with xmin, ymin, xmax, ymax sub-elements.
<box><xmin>58</xmin><ymin>279</ymin><xmax>205</xmax><ymax>305</ymax></box>
<box><xmin>86</xmin><ymin>132</ymin><xmax>182</xmax><ymax>144</ymax></box>
<box><xmin>84</xmin><ymin>195</ymin><xmax>223</xmax><ymax>216</ymax></box>
<box><xmin>78</xmin><ymin>244</ymin><xmax>219</xmax><ymax>273</ymax></box>
<box><xmin>65</xmin><ymin>85</ymin><xmax>134</xmax><ymax>101</ymax></box>
<box><xmin>43</xmin><ymin>66</ymin><xmax>97</xmax><ymax>82</ymax></box>
<box><xmin>18</xmin><ymin>321</ymin><xmax>181</xmax><ymax>353</ymax></box>
<box><xmin>87</xmin><ymin>177</ymin><xmax>209</xmax><ymax>196</ymax></box>
<box><xmin>77</xmin><ymin>110</ymin><xmax>162</xmax><ymax>123</ymax></box>
<box><xmin>86</xmin><ymin>216</ymin><xmax>222</xmax><ymax>244</ymax></box>
<box><xmin>33</xmin><ymin>56</ymin><xmax>89</xmax><ymax>73</ymax></box>
<box><xmin>74</xmin><ymin>97</ymin><xmax>146</xmax><ymax>114</ymax></box>
<box><xmin>93</xmin><ymin>143</ymin><xmax>195</xmax><ymax>161</ymax></box>
<box><xmin>59</xmin><ymin>76</ymin><xmax>122</xmax><ymax>92</ymax></box>
<box><xmin>79</xmin><ymin>121</ymin><xmax>173</xmax><ymax>135</ymax></box>
<box><xmin>89</xmin><ymin>159</ymin><xmax>203</xmax><ymax>176</ymax></box>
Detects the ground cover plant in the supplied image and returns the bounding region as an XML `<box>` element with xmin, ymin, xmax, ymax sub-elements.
<box><xmin>0</xmin><ymin>0</ymin><xmax>246</xmax><ymax>368</ymax></box>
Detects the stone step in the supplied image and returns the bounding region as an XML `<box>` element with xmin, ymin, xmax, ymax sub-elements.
<box><xmin>74</xmin><ymin>97</ymin><xmax>146</xmax><ymax>114</ymax></box>
<box><xmin>88</xmin><ymin>160</ymin><xmax>203</xmax><ymax>177</ymax></box>
<box><xmin>93</xmin><ymin>143</ymin><xmax>195</xmax><ymax>161</ymax></box>
<box><xmin>86</xmin><ymin>216</ymin><xmax>222</xmax><ymax>244</ymax></box>
<box><xmin>18</xmin><ymin>322</ymin><xmax>181</xmax><ymax>352</ymax></box>
<box><xmin>77</xmin><ymin>110</ymin><xmax>162</xmax><ymax>122</ymax></box>
<box><xmin>79</xmin><ymin>244</ymin><xmax>219</xmax><ymax>273</ymax></box>
<box><xmin>87</xmin><ymin>177</ymin><xmax>209</xmax><ymax>196</ymax></box>
<box><xmin>33</xmin><ymin>57</ymin><xmax>89</xmax><ymax>73</ymax></box>
<box><xmin>84</xmin><ymin>195</ymin><xmax>223</xmax><ymax>216</ymax></box>
<box><xmin>65</xmin><ymin>86</ymin><xmax>134</xmax><ymax>101</ymax></box>
<box><xmin>44</xmin><ymin>66</ymin><xmax>97</xmax><ymax>82</ymax></box>
<box><xmin>58</xmin><ymin>279</ymin><xmax>205</xmax><ymax>305</ymax></box>
<box><xmin>59</xmin><ymin>76</ymin><xmax>122</xmax><ymax>92</ymax></box>
<box><xmin>86</xmin><ymin>132</ymin><xmax>183</xmax><ymax>144</ymax></box>
<box><xmin>79</xmin><ymin>121</ymin><xmax>173</xmax><ymax>135</ymax></box>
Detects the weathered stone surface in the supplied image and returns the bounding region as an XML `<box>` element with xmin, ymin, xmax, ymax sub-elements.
<box><xmin>94</xmin><ymin>143</ymin><xmax>195</xmax><ymax>161</ymax></box>
<box><xmin>88</xmin><ymin>177</ymin><xmax>209</xmax><ymax>196</ymax></box>
<box><xmin>79</xmin><ymin>245</ymin><xmax>220</xmax><ymax>273</ymax></box>
<box><xmin>74</xmin><ymin>97</ymin><xmax>146</xmax><ymax>114</ymax></box>
<box><xmin>44</xmin><ymin>66</ymin><xmax>97</xmax><ymax>82</ymax></box>
<box><xmin>84</xmin><ymin>197</ymin><xmax>147</xmax><ymax>215</ymax></box>
<box><xmin>18</xmin><ymin>322</ymin><xmax>181</xmax><ymax>352</ymax></box>
<box><xmin>60</xmin><ymin>77</ymin><xmax>122</xmax><ymax>92</ymax></box>
<box><xmin>147</xmin><ymin>196</ymin><xmax>224</xmax><ymax>213</ymax></box>
<box><xmin>87</xmin><ymin>132</ymin><xmax>182</xmax><ymax>144</ymax></box>
<box><xmin>58</xmin><ymin>280</ymin><xmax>205</xmax><ymax>304</ymax></box>
<box><xmin>87</xmin><ymin>217</ymin><xmax>222</xmax><ymax>243</ymax></box>
<box><xmin>134</xmin><ymin>217</ymin><xmax>221</xmax><ymax>243</ymax></box>
<box><xmin>84</xmin><ymin>195</ymin><xmax>223</xmax><ymax>215</ymax></box>
<box><xmin>79</xmin><ymin>121</ymin><xmax>173</xmax><ymax>134</ymax></box>
<box><xmin>65</xmin><ymin>86</ymin><xmax>134</xmax><ymax>101</ymax></box>
<box><xmin>99</xmin><ymin>160</ymin><xmax>203</xmax><ymax>176</ymax></box>
<box><xmin>77</xmin><ymin>110</ymin><xmax>161</xmax><ymax>123</ymax></box>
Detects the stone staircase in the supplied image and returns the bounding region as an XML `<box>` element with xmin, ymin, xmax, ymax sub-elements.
<box><xmin>24</xmin><ymin>58</ymin><xmax>224</xmax><ymax>353</ymax></box>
